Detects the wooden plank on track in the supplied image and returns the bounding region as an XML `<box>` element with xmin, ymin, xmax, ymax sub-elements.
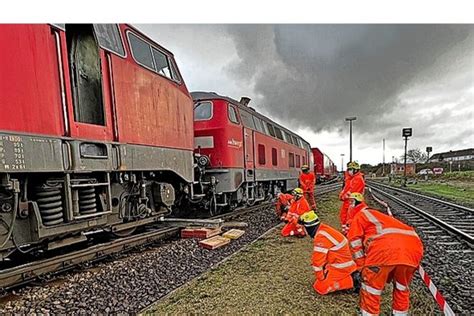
<box><xmin>181</xmin><ymin>227</ymin><xmax>222</xmax><ymax>239</ymax></box>
<box><xmin>222</xmin><ymin>229</ymin><xmax>245</xmax><ymax>240</ymax></box>
<box><xmin>199</xmin><ymin>236</ymin><xmax>230</xmax><ymax>250</ymax></box>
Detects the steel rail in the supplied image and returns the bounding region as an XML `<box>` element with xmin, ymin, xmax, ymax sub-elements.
<box><xmin>367</xmin><ymin>180</ymin><xmax>474</xmax><ymax>213</ymax></box>
<box><xmin>0</xmin><ymin>187</ymin><xmax>339</xmax><ymax>291</ymax></box>
<box><xmin>368</xmin><ymin>184</ymin><xmax>474</xmax><ymax>245</ymax></box>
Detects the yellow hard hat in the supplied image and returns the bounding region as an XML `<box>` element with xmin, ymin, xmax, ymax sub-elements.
<box><xmin>348</xmin><ymin>161</ymin><xmax>360</xmax><ymax>170</ymax></box>
<box><xmin>292</xmin><ymin>188</ymin><xmax>304</xmax><ymax>195</ymax></box>
<box><xmin>349</xmin><ymin>192</ymin><xmax>364</xmax><ymax>202</ymax></box>
<box><xmin>301</xmin><ymin>165</ymin><xmax>309</xmax><ymax>171</ymax></box>
<box><xmin>300</xmin><ymin>211</ymin><xmax>320</xmax><ymax>227</ymax></box>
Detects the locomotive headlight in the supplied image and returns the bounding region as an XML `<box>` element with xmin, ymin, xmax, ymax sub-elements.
<box><xmin>198</xmin><ymin>155</ymin><xmax>210</xmax><ymax>167</ymax></box>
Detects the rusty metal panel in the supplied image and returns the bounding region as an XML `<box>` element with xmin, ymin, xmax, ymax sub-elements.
<box><xmin>119</xmin><ymin>144</ymin><xmax>194</xmax><ymax>183</ymax></box>
<box><xmin>111</xmin><ymin>57</ymin><xmax>194</xmax><ymax>151</ymax></box>
<box><xmin>0</xmin><ymin>132</ymin><xmax>64</xmax><ymax>172</ymax></box>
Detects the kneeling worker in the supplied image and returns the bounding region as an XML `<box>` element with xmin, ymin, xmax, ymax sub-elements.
<box><xmin>275</xmin><ymin>192</ymin><xmax>294</xmax><ymax>221</ymax></box>
<box><xmin>300</xmin><ymin>211</ymin><xmax>359</xmax><ymax>295</ymax></box>
<box><xmin>281</xmin><ymin>188</ymin><xmax>309</xmax><ymax>237</ymax></box>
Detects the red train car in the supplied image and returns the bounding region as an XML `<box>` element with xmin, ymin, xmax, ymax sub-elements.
<box><xmin>311</xmin><ymin>148</ymin><xmax>337</xmax><ymax>183</ymax></box>
<box><xmin>0</xmin><ymin>24</ymin><xmax>194</xmax><ymax>258</ymax></box>
<box><xmin>192</xmin><ymin>92</ymin><xmax>312</xmax><ymax>214</ymax></box>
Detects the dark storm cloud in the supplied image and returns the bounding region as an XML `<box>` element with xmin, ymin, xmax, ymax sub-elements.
<box><xmin>225</xmin><ymin>24</ymin><xmax>474</xmax><ymax>138</ymax></box>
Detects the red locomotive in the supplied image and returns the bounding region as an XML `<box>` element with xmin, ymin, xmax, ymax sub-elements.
<box><xmin>193</xmin><ymin>92</ymin><xmax>312</xmax><ymax>215</ymax></box>
<box><xmin>0</xmin><ymin>24</ymin><xmax>194</xmax><ymax>258</ymax></box>
<box><xmin>311</xmin><ymin>148</ymin><xmax>337</xmax><ymax>183</ymax></box>
<box><xmin>0</xmin><ymin>24</ymin><xmax>312</xmax><ymax>259</ymax></box>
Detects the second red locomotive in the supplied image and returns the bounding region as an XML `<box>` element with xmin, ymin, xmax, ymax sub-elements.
<box><xmin>193</xmin><ymin>92</ymin><xmax>312</xmax><ymax>215</ymax></box>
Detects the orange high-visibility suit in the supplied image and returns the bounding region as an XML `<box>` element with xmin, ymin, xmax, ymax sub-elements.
<box><xmin>346</xmin><ymin>201</ymin><xmax>369</xmax><ymax>228</ymax></box>
<box><xmin>275</xmin><ymin>193</ymin><xmax>293</xmax><ymax>219</ymax></box>
<box><xmin>299</xmin><ymin>172</ymin><xmax>316</xmax><ymax>209</ymax></box>
<box><xmin>339</xmin><ymin>172</ymin><xmax>365</xmax><ymax>226</ymax></box>
<box><xmin>281</xmin><ymin>197</ymin><xmax>310</xmax><ymax>237</ymax></box>
<box><xmin>347</xmin><ymin>208</ymin><xmax>423</xmax><ymax>316</ymax></box>
<box><xmin>311</xmin><ymin>223</ymin><xmax>357</xmax><ymax>295</ymax></box>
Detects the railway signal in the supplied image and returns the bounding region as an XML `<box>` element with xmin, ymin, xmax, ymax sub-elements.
<box><xmin>402</xmin><ymin>128</ymin><xmax>412</xmax><ymax>186</ymax></box>
<box><xmin>426</xmin><ymin>146</ymin><xmax>432</xmax><ymax>162</ymax></box>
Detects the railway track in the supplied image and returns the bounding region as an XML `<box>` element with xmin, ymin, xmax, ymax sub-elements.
<box><xmin>0</xmin><ymin>184</ymin><xmax>340</xmax><ymax>293</ymax></box>
<box><xmin>366</xmin><ymin>180</ymin><xmax>473</xmax><ymax>314</ymax></box>
<box><xmin>367</xmin><ymin>180</ymin><xmax>474</xmax><ymax>244</ymax></box>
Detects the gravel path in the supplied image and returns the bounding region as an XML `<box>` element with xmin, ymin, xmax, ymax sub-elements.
<box><xmin>0</xmin><ymin>206</ymin><xmax>280</xmax><ymax>314</ymax></box>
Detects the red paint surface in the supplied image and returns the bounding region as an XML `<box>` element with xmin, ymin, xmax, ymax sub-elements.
<box><xmin>0</xmin><ymin>24</ymin><xmax>193</xmax><ymax>151</ymax></box>
<box><xmin>194</xmin><ymin>99</ymin><xmax>244</xmax><ymax>168</ymax></box>
<box><xmin>0</xmin><ymin>25</ymin><xmax>64</xmax><ymax>136</ymax></box>
<box><xmin>312</xmin><ymin>147</ymin><xmax>337</xmax><ymax>179</ymax></box>
<box><xmin>194</xmin><ymin>98</ymin><xmax>308</xmax><ymax>172</ymax></box>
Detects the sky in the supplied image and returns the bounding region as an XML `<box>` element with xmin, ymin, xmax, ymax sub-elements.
<box><xmin>136</xmin><ymin>24</ymin><xmax>474</xmax><ymax>167</ymax></box>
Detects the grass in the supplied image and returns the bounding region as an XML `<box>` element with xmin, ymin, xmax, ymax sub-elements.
<box><xmin>143</xmin><ymin>193</ymin><xmax>437</xmax><ymax>315</ymax></box>
<box><xmin>407</xmin><ymin>182</ymin><xmax>474</xmax><ymax>206</ymax></box>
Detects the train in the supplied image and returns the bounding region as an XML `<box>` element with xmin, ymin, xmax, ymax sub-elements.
<box><xmin>0</xmin><ymin>24</ymin><xmax>311</xmax><ymax>259</ymax></box>
<box><xmin>311</xmin><ymin>148</ymin><xmax>338</xmax><ymax>183</ymax></box>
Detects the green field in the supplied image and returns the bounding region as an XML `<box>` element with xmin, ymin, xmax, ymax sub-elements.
<box><xmin>143</xmin><ymin>193</ymin><xmax>437</xmax><ymax>315</ymax></box>
<box><xmin>407</xmin><ymin>182</ymin><xmax>474</xmax><ymax>206</ymax></box>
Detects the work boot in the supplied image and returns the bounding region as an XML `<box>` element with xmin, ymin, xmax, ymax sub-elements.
<box><xmin>351</xmin><ymin>271</ymin><xmax>361</xmax><ymax>294</ymax></box>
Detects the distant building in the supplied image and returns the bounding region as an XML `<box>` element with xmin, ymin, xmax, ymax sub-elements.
<box><xmin>390</xmin><ymin>163</ymin><xmax>416</xmax><ymax>176</ymax></box>
<box><xmin>429</xmin><ymin>148</ymin><xmax>474</xmax><ymax>162</ymax></box>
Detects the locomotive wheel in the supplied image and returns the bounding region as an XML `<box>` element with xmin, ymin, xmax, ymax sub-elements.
<box><xmin>111</xmin><ymin>227</ymin><xmax>137</xmax><ymax>238</ymax></box>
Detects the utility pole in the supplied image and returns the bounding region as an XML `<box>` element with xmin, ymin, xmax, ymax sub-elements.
<box><xmin>402</xmin><ymin>128</ymin><xmax>412</xmax><ymax>186</ymax></box>
<box><xmin>382</xmin><ymin>138</ymin><xmax>386</xmax><ymax>176</ymax></box>
<box><xmin>345</xmin><ymin>117</ymin><xmax>357</xmax><ymax>162</ymax></box>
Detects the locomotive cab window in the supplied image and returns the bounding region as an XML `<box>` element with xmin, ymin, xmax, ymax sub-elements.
<box><xmin>152</xmin><ymin>48</ymin><xmax>172</xmax><ymax>79</ymax></box>
<box><xmin>194</xmin><ymin>102</ymin><xmax>213</xmax><ymax>121</ymax></box>
<box><xmin>66</xmin><ymin>24</ymin><xmax>105</xmax><ymax>126</ymax></box>
<box><xmin>128</xmin><ymin>32</ymin><xmax>155</xmax><ymax>70</ymax></box>
<box><xmin>93</xmin><ymin>24</ymin><xmax>126</xmax><ymax>57</ymax></box>
<box><xmin>228</xmin><ymin>105</ymin><xmax>239</xmax><ymax>124</ymax></box>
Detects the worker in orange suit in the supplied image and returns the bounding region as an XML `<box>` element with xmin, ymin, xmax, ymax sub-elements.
<box><xmin>347</xmin><ymin>194</ymin><xmax>424</xmax><ymax>316</ymax></box>
<box><xmin>275</xmin><ymin>192</ymin><xmax>294</xmax><ymax>220</ymax></box>
<box><xmin>299</xmin><ymin>165</ymin><xmax>316</xmax><ymax>210</ymax></box>
<box><xmin>346</xmin><ymin>192</ymin><xmax>368</xmax><ymax>227</ymax></box>
<box><xmin>339</xmin><ymin>161</ymin><xmax>365</xmax><ymax>234</ymax></box>
<box><xmin>299</xmin><ymin>211</ymin><xmax>360</xmax><ymax>295</ymax></box>
<box><xmin>281</xmin><ymin>188</ymin><xmax>309</xmax><ymax>237</ymax></box>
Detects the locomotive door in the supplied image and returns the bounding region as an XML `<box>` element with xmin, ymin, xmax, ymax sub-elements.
<box><xmin>243</xmin><ymin>127</ymin><xmax>255</xmax><ymax>180</ymax></box>
<box><xmin>64</xmin><ymin>24</ymin><xmax>114</xmax><ymax>140</ymax></box>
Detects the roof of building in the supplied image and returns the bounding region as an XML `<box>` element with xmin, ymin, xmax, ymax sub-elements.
<box><xmin>429</xmin><ymin>148</ymin><xmax>474</xmax><ymax>160</ymax></box>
